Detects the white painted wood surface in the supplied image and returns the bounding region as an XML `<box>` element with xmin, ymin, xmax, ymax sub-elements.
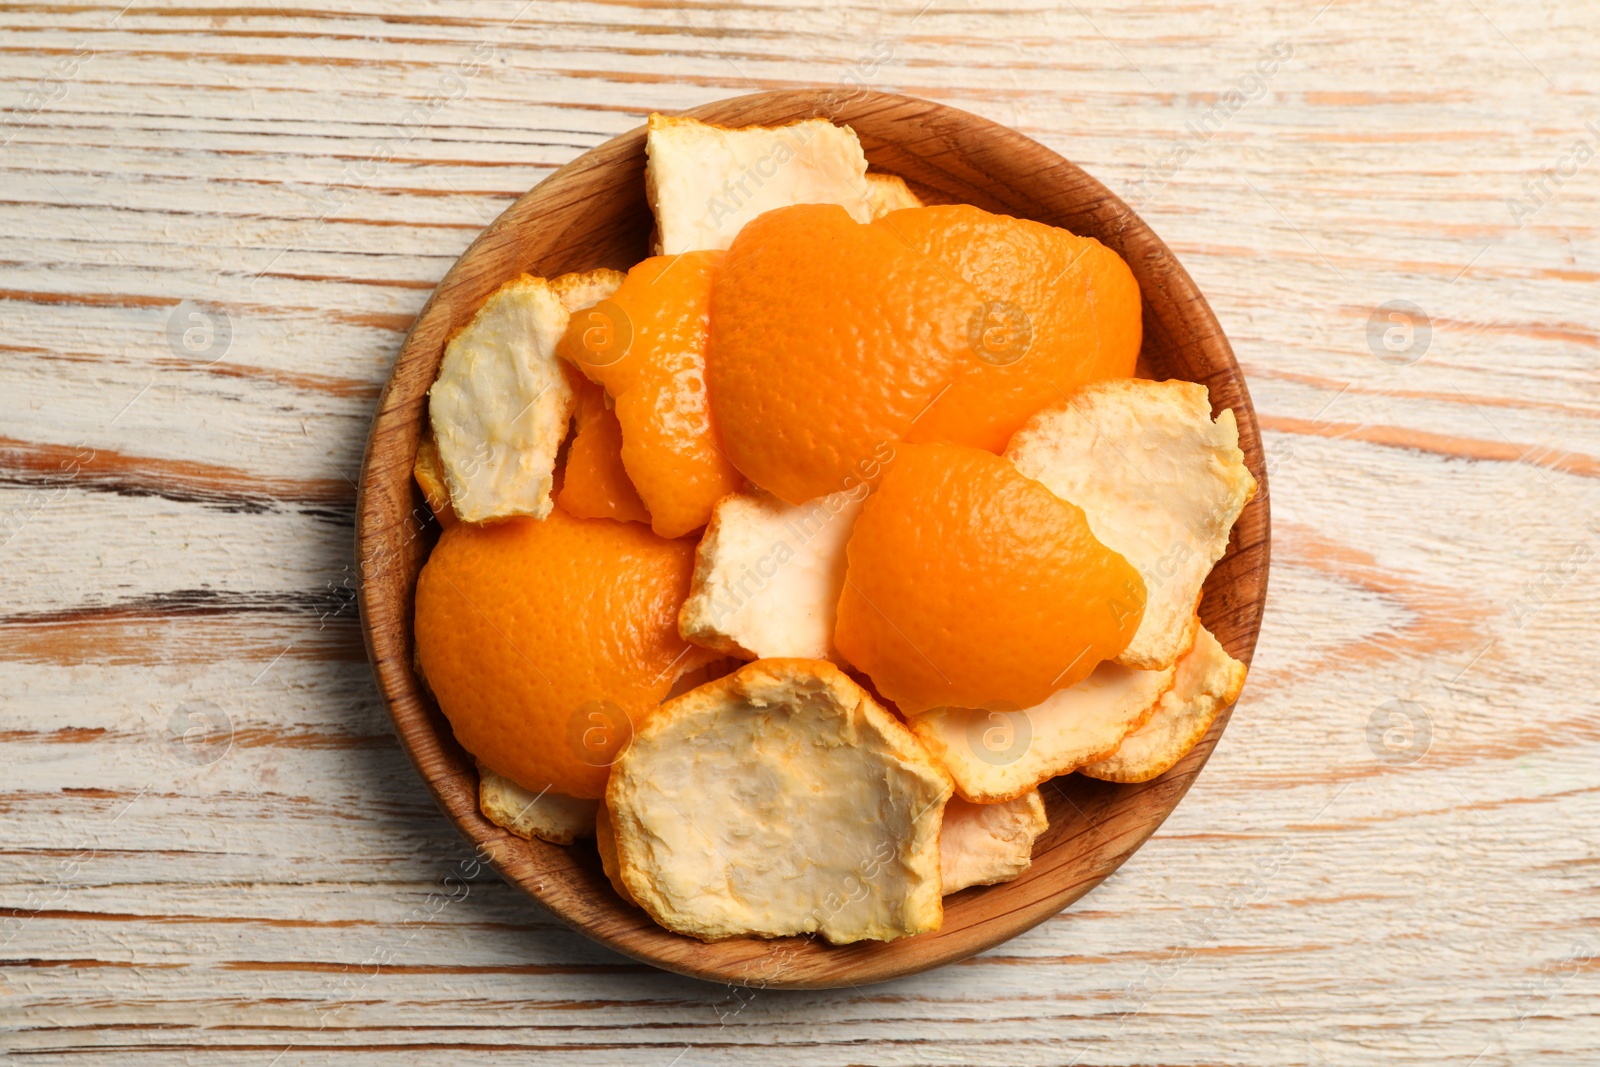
<box><xmin>2</xmin><ymin>1</ymin><xmax>1597</xmax><ymax>1062</ymax></box>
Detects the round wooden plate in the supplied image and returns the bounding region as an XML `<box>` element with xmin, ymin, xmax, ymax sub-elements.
<box><xmin>355</xmin><ymin>89</ymin><xmax>1270</xmax><ymax>989</ymax></box>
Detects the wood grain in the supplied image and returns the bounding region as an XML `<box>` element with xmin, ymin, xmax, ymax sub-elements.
<box><xmin>356</xmin><ymin>86</ymin><xmax>1269</xmax><ymax>988</ymax></box>
<box><xmin>3</xmin><ymin>0</ymin><xmax>1596</xmax><ymax>1061</ymax></box>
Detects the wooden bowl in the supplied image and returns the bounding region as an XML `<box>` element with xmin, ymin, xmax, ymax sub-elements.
<box><xmin>355</xmin><ymin>89</ymin><xmax>1270</xmax><ymax>989</ymax></box>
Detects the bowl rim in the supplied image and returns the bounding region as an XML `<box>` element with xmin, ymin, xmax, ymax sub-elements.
<box><xmin>355</xmin><ymin>88</ymin><xmax>1270</xmax><ymax>989</ymax></box>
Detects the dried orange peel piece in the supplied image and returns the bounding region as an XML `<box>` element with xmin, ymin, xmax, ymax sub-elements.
<box><xmin>426</xmin><ymin>268</ymin><xmax>625</xmax><ymax>524</ymax></box>
<box><xmin>1079</xmin><ymin>622</ymin><xmax>1246</xmax><ymax>783</ymax></box>
<box><xmin>678</xmin><ymin>486</ymin><xmax>865</xmax><ymax>661</ymax></box>
<box><xmin>551</xmin><ymin>268</ymin><xmax>628</xmax><ymax>314</ymax></box>
<box><xmin>908</xmin><ymin>656</ymin><xmax>1177</xmax><ymax>803</ymax></box>
<box><xmin>478</xmin><ymin>764</ymin><xmax>597</xmax><ymax>845</ymax></box>
<box><xmin>413</xmin><ymin>508</ymin><xmax>714</xmax><ymax>799</ymax></box>
<box><xmin>594</xmin><ymin>803</ymin><xmax>638</xmax><ymax>906</ymax></box>
<box><xmin>940</xmin><ymin>791</ymin><xmax>1048</xmax><ymax>894</ymax></box>
<box><xmin>559</xmin><ymin>251</ymin><xmax>743</xmax><ymax>538</ymax></box>
<box><xmin>413</xmin><ymin>428</ymin><xmax>456</xmax><ymax>527</ymax></box>
<box><xmin>607</xmin><ymin>658</ymin><xmax>951</xmax><ymax>944</ymax></box>
<box><xmin>864</xmin><ymin>172</ymin><xmax>922</xmax><ymax>217</ymax></box>
<box><xmin>834</xmin><ymin>443</ymin><xmax>1146</xmax><ymax>715</ymax></box>
<box><xmin>645</xmin><ymin>114</ymin><xmax>874</xmax><ymax>254</ymax></box>
<box><xmin>429</xmin><ymin>275</ymin><xmax>575</xmax><ymax>522</ymax></box>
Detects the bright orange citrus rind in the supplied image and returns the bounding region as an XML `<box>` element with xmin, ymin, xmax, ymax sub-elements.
<box><xmin>414</xmin><ymin>507</ymin><xmax>714</xmax><ymax>798</ymax></box>
<box><xmin>705</xmin><ymin>203</ymin><xmax>1141</xmax><ymax>504</ymax></box>
<box><xmin>559</xmin><ymin>251</ymin><xmax>743</xmax><ymax>538</ymax></box>
<box><xmin>557</xmin><ymin>377</ymin><xmax>650</xmax><ymax>524</ymax></box>
<box><xmin>833</xmin><ymin>442</ymin><xmax>1146</xmax><ymax>715</ymax></box>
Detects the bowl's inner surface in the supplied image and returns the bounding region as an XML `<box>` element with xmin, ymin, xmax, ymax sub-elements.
<box><xmin>356</xmin><ymin>89</ymin><xmax>1268</xmax><ymax>989</ymax></box>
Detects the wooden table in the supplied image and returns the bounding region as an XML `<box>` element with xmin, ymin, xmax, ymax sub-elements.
<box><xmin>3</xmin><ymin>2</ymin><xmax>1596</xmax><ymax>1063</ymax></box>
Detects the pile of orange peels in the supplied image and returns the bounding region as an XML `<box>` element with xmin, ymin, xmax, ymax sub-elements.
<box><xmin>411</xmin><ymin>114</ymin><xmax>1255</xmax><ymax>945</ymax></box>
